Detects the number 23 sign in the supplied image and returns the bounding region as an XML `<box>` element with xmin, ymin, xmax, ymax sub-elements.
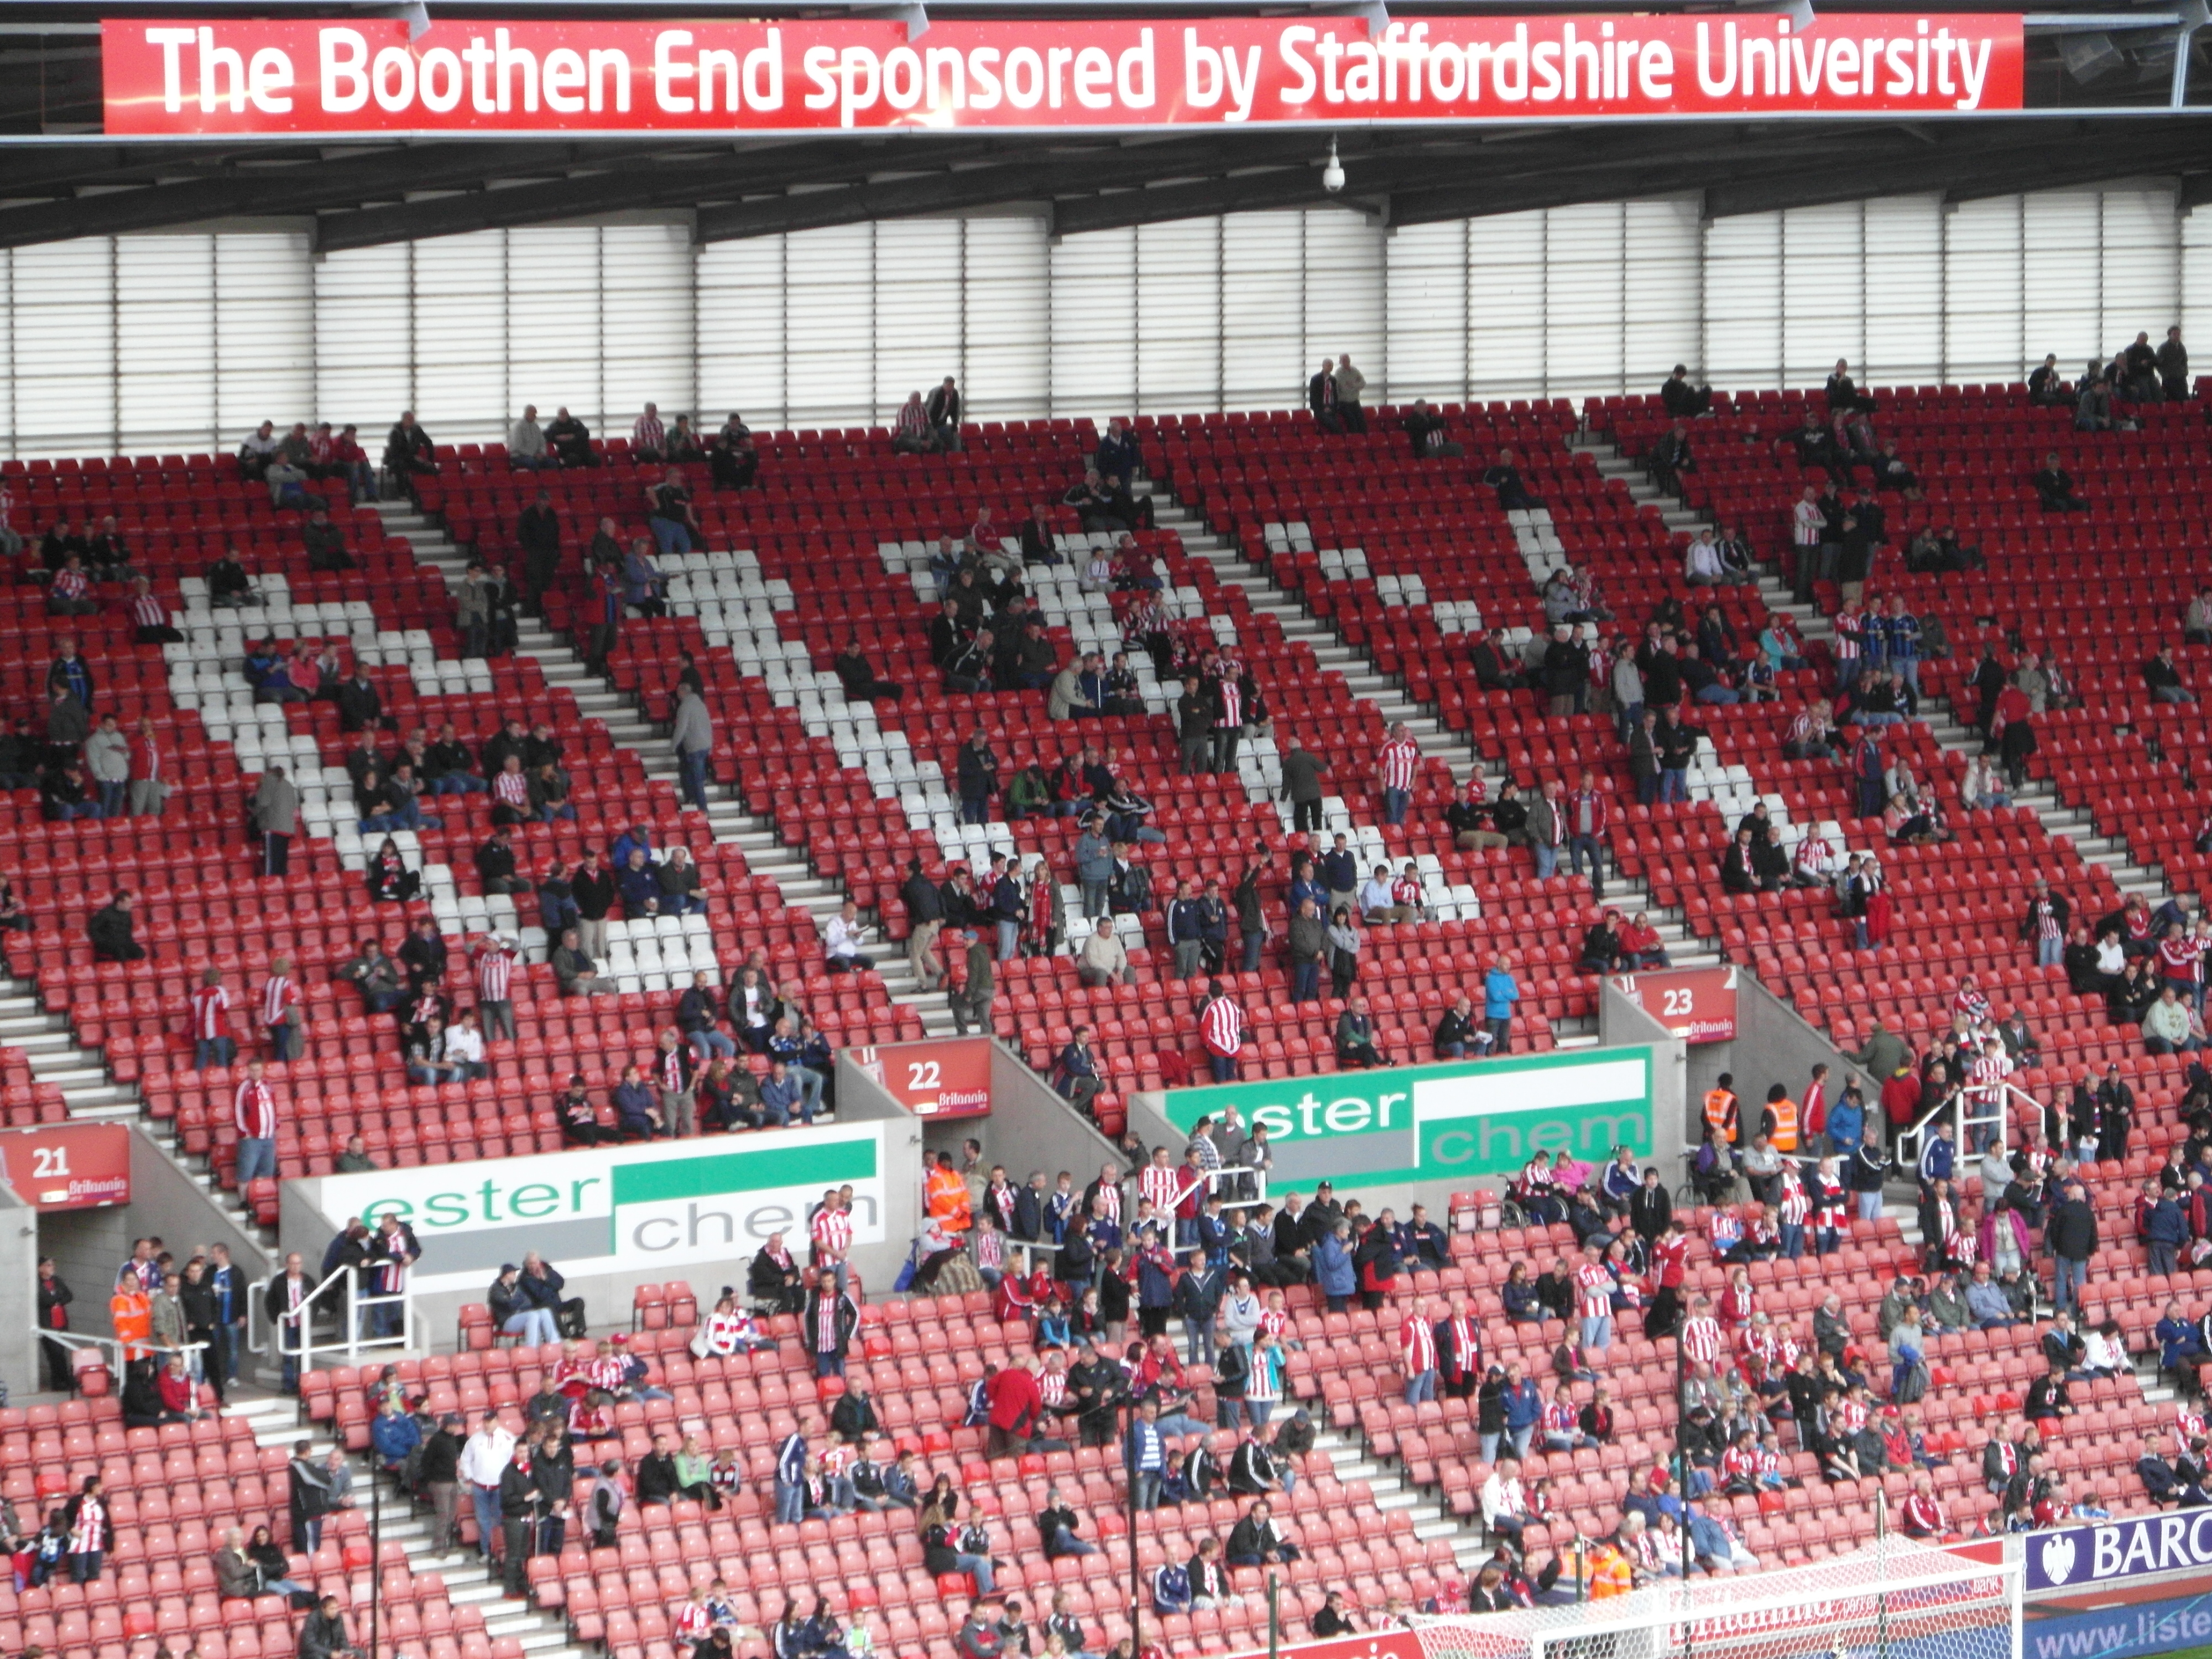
<box><xmin>1611</xmin><ymin>965</ymin><xmax>1739</xmax><ymax>1044</ymax></box>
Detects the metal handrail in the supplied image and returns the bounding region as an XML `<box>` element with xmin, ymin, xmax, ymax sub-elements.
<box><xmin>1896</xmin><ymin>1077</ymin><xmax>2041</xmax><ymax>1173</ymax></box>
<box><xmin>247</xmin><ymin>1265</ymin><xmax>418</xmax><ymax>1376</ymax></box>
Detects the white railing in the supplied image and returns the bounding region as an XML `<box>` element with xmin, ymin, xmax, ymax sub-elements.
<box><xmin>1207</xmin><ymin>1161</ymin><xmax>1270</xmax><ymax>1216</ymax></box>
<box><xmin>247</xmin><ymin>1265</ymin><xmax>419</xmax><ymax>1377</ymax></box>
<box><xmin>1896</xmin><ymin>1077</ymin><xmax>2040</xmax><ymax>1173</ymax></box>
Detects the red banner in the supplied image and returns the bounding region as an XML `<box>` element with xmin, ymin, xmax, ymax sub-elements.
<box><xmin>1611</xmin><ymin>964</ymin><xmax>1739</xmax><ymax>1044</ymax></box>
<box><xmin>0</xmin><ymin>1123</ymin><xmax>132</xmax><ymax>1211</ymax></box>
<box><xmin>1225</xmin><ymin>1632</ymin><xmax>1422</xmax><ymax>1659</ymax></box>
<box><xmin>104</xmin><ymin>15</ymin><xmax>2025</xmax><ymax>135</ymax></box>
<box><xmin>852</xmin><ymin>1037</ymin><xmax>993</xmax><ymax>1119</ymax></box>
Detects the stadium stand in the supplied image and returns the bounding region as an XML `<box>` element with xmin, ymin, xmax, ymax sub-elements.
<box><xmin>6</xmin><ymin>351</ymin><xmax>2212</xmax><ymax>1659</ymax></box>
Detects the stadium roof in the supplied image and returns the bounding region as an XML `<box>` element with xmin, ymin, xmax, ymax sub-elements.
<box><xmin>0</xmin><ymin>1</ymin><xmax>2206</xmax><ymax>251</ymax></box>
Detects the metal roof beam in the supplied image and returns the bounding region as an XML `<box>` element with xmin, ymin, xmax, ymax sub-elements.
<box><xmin>0</xmin><ymin>140</ymin><xmax>570</xmax><ymax>248</ymax></box>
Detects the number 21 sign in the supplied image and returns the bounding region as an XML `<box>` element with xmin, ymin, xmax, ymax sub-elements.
<box><xmin>1611</xmin><ymin>965</ymin><xmax>1739</xmax><ymax>1044</ymax></box>
<box><xmin>0</xmin><ymin>1122</ymin><xmax>132</xmax><ymax>1210</ymax></box>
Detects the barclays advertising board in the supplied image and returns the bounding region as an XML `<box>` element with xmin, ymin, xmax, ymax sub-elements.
<box><xmin>2027</xmin><ymin>1511</ymin><xmax>2212</xmax><ymax>1593</ymax></box>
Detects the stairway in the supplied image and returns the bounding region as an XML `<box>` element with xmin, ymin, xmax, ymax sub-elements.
<box><xmin>1140</xmin><ymin>477</ymin><xmax>1718</xmax><ymax>1050</ymax></box>
<box><xmin>372</xmin><ymin>505</ymin><xmax>956</xmax><ymax>1044</ymax></box>
<box><xmin>224</xmin><ymin>1391</ymin><xmax>587</xmax><ymax>1659</ymax></box>
<box><xmin>1582</xmin><ymin>432</ymin><xmax>2168</xmax><ymax>912</ymax></box>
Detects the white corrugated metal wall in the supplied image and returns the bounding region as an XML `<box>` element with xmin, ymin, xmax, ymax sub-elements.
<box><xmin>0</xmin><ymin>186</ymin><xmax>2206</xmax><ymax>456</ymax></box>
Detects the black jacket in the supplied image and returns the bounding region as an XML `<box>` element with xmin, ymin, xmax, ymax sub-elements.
<box><xmin>2047</xmin><ymin>1197</ymin><xmax>2099</xmax><ymax>1262</ymax></box>
<box><xmin>1628</xmin><ymin>1184</ymin><xmax>1672</xmax><ymax>1241</ymax></box>
<box><xmin>300</xmin><ymin>1611</ymin><xmax>353</xmax><ymax>1659</ymax></box>
<box><xmin>634</xmin><ymin>1452</ymin><xmax>680</xmax><ymax>1506</ymax></box>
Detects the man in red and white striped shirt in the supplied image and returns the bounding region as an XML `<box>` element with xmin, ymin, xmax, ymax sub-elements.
<box><xmin>1375</xmin><ymin>722</ymin><xmax>1420</xmax><ymax>827</ymax></box>
<box><xmin>1678</xmin><ymin>1295</ymin><xmax>1725</xmax><ymax>1370</ymax></box>
<box><xmin>489</xmin><ymin>755</ymin><xmax>533</xmax><ymax>823</ymax></box>
<box><xmin>1566</xmin><ymin>766</ymin><xmax>1610</xmax><ymax>900</ymax></box>
<box><xmin>1965</xmin><ymin>1039</ymin><xmax>2012</xmax><ymax>1153</ymax></box>
<box><xmin>45</xmin><ymin>556</ymin><xmax>96</xmax><ymax>617</ymax></box>
<box><xmin>471</xmin><ymin>934</ymin><xmax>519</xmax><ymax>1043</ymax></box>
<box><xmin>127</xmin><ymin>575</ymin><xmax>179</xmax><ymax>645</ymax></box>
<box><xmin>632</xmin><ymin>404</ymin><xmax>666</xmax><ymax>462</ymax></box>
<box><xmin>127</xmin><ymin>716</ymin><xmax>166</xmax><ymax>817</ymax></box>
<box><xmin>190</xmin><ymin>967</ymin><xmax>235</xmax><ymax>1071</ymax></box>
<box><xmin>1400</xmin><ymin>1295</ymin><xmax>1438</xmax><ymax>1404</ymax></box>
<box><xmin>1198</xmin><ymin>984</ymin><xmax>1243</xmax><ymax>1083</ymax></box>
<box><xmin>1209</xmin><ymin>670</ymin><xmax>1243</xmax><ymax>774</ymax></box>
<box><xmin>1138</xmin><ymin>1148</ymin><xmax>1187</xmax><ymax>1221</ymax></box>
<box><xmin>1776</xmin><ymin>1166</ymin><xmax>1811</xmax><ymax>1259</ymax></box>
<box><xmin>1573</xmin><ymin>1244</ymin><xmax>1617</xmax><ymax>1353</ymax></box>
<box><xmin>262</xmin><ymin>956</ymin><xmax>303</xmax><ymax>1062</ymax></box>
<box><xmin>234</xmin><ymin>1060</ymin><xmax>278</xmax><ymax>1186</ymax></box>
<box><xmin>810</xmin><ymin>1190</ymin><xmax>854</xmax><ymax>1288</ymax></box>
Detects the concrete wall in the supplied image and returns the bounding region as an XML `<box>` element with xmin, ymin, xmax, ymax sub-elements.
<box><xmin>127</xmin><ymin>1126</ymin><xmax>278</xmax><ymax>1278</ymax></box>
<box><xmin>1600</xmin><ymin>978</ymin><xmax>1693</xmax><ymax>1175</ymax></box>
<box><xmin>0</xmin><ymin>1182</ymin><xmax>36</xmax><ymax>1400</ymax></box>
<box><xmin>1687</xmin><ymin>974</ymin><xmax>1871</xmax><ymax>1136</ymax></box>
<box><xmin>923</xmin><ymin>1042</ymin><xmax>1132</xmax><ymax>1189</ymax></box>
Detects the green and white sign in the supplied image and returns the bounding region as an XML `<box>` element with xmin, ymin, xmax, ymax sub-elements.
<box><xmin>1160</xmin><ymin>1048</ymin><xmax>1654</xmax><ymax>1190</ymax></box>
<box><xmin>310</xmin><ymin>1124</ymin><xmax>886</xmax><ymax>1291</ymax></box>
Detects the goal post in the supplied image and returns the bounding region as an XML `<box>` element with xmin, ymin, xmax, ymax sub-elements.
<box><xmin>1411</xmin><ymin>1538</ymin><xmax>2023</xmax><ymax>1659</ymax></box>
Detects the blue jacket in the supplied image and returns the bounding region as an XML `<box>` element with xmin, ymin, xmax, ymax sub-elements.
<box><xmin>761</xmin><ymin>1074</ymin><xmax>804</xmax><ymax>1122</ymax></box>
<box><xmin>1074</xmin><ymin>833</ymin><xmax>1112</xmax><ymax>883</ymax></box>
<box><xmin>2158</xmin><ymin>1316</ymin><xmax>2204</xmax><ymax>1370</ymax></box>
<box><xmin>1484</xmin><ymin>969</ymin><xmax>1520</xmax><ymax>1021</ymax></box>
<box><xmin>1825</xmin><ymin>1097</ymin><xmax>1864</xmax><ymax>1152</ymax></box>
<box><xmin>1167</xmin><ymin>899</ymin><xmax>1204</xmax><ymax>945</ymax></box>
<box><xmin>372</xmin><ymin>1411</ymin><xmax>421</xmax><ymax>1466</ymax></box>
<box><xmin>1501</xmin><ymin>1380</ymin><xmax>1542</xmax><ymax>1431</ymax></box>
<box><xmin>1321</xmin><ymin>849</ymin><xmax>1359</xmax><ymax>893</ymax></box>
<box><xmin>2147</xmin><ymin>1198</ymin><xmax>2189</xmax><ymax>1246</ymax></box>
<box><xmin>1918</xmin><ymin>1135</ymin><xmax>1955</xmax><ymax>1185</ymax></box>
<box><xmin>1152</xmin><ymin>1564</ymin><xmax>1191</xmax><ymax>1614</ymax></box>
<box><xmin>1125</xmin><ymin>1419</ymin><xmax>1166</xmax><ymax>1474</ymax></box>
<box><xmin>613</xmin><ymin>1081</ymin><xmax>657</xmax><ymax>1133</ymax></box>
<box><xmin>1314</xmin><ymin>1233</ymin><xmax>1355</xmax><ymax>1297</ymax></box>
<box><xmin>776</xmin><ymin>1432</ymin><xmax>806</xmax><ymax>1487</ymax></box>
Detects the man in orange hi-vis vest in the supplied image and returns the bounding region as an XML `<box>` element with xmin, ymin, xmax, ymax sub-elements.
<box><xmin>1763</xmin><ymin>1084</ymin><xmax>1799</xmax><ymax>1153</ymax></box>
<box><xmin>924</xmin><ymin>1151</ymin><xmax>972</xmax><ymax>1233</ymax></box>
<box><xmin>110</xmin><ymin>1267</ymin><xmax>152</xmax><ymax>1359</ymax></box>
<box><xmin>1587</xmin><ymin>1528</ymin><xmax>1637</xmax><ymax>1598</ymax></box>
<box><xmin>1703</xmin><ymin>1073</ymin><xmax>1740</xmax><ymax>1145</ymax></box>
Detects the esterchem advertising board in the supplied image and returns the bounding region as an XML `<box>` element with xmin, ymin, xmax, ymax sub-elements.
<box><xmin>309</xmin><ymin>1123</ymin><xmax>886</xmax><ymax>1292</ymax></box>
<box><xmin>1157</xmin><ymin>1048</ymin><xmax>1654</xmax><ymax>1190</ymax></box>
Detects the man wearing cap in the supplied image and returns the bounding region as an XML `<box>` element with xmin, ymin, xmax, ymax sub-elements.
<box><xmin>457</xmin><ymin>1412</ymin><xmax>515</xmax><ymax>1562</ymax></box>
<box><xmin>488</xmin><ymin>1262</ymin><xmax>560</xmax><ymax>1347</ymax></box>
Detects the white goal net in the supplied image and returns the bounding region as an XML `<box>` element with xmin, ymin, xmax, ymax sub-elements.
<box><xmin>1412</xmin><ymin>1538</ymin><xmax>2022</xmax><ymax>1659</ymax></box>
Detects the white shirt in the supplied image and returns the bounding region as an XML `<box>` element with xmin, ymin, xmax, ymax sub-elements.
<box><xmin>458</xmin><ymin>1426</ymin><xmax>515</xmax><ymax>1486</ymax></box>
<box><xmin>443</xmin><ymin>1025</ymin><xmax>486</xmax><ymax>1065</ymax></box>
<box><xmin>2084</xmin><ymin>1329</ymin><xmax>2127</xmax><ymax>1371</ymax></box>
<box><xmin>1480</xmin><ymin>1473</ymin><xmax>1524</xmax><ymax>1527</ymax></box>
<box><xmin>826</xmin><ymin>916</ymin><xmax>866</xmax><ymax>961</ymax></box>
<box><xmin>1686</xmin><ymin>539</ymin><xmax>1723</xmax><ymax>578</ymax></box>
